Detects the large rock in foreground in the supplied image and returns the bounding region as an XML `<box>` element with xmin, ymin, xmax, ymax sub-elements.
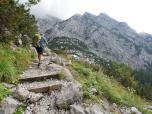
<box><xmin>0</xmin><ymin>97</ymin><xmax>21</xmax><ymax>114</ymax></box>
<box><xmin>56</xmin><ymin>83</ymin><xmax>83</xmax><ymax>108</ymax></box>
<box><xmin>13</xmin><ymin>85</ymin><xmax>29</xmax><ymax>100</ymax></box>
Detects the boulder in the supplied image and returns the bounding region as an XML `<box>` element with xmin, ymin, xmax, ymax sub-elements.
<box><xmin>52</xmin><ymin>53</ymin><xmax>57</xmax><ymax>57</ymax></box>
<box><xmin>70</xmin><ymin>103</ymin><xmax>110</xmax><ymax>114</ymax></box>
<box><xmin>70</xmin><ymin>105</ymin><xmax>85</xmax><ymax>114</ymax></box>
<box><xmin>15</xmin><ymin>34</ymin><xmax>22</xmax><ymax>46</ymax></box>
<box><xmin>44</xmin><ymin>47</ymin><xmax>51</xmax><ymax>52</ymax></box>
<box><xmin>89</xmin><ymin>88</ymin><xmax>97</xmax><ymax>94</ymax></box>
<box><xmin>29</xmin><ymin>92</ymin><xmax>43</xmax><ymax>103</ymax></box>
<box><xmin>111</xmin><ymin>103</ymin><xmax>117</xmax><ymax>109</ymax></box>
<box><xmin>47</xmin><ymin>52</ymin><xmax>52</xmax><ymax>56</ymax></box>
<box><xmin>13</xmin><ymin>85</ymin><xmax>29</xmax><ymax>100</ymax></box>
<box><xmin>56</xmin><ymin>83</ymin><xmax>83</xmax><ymax>108</ymax></box>
<box><xmin>47</xmin><ymin>63</ymin><xmax>74</xmax><ymax>82</ymax></box>
<box><xmin>85</xmin><ymin>104</ymin><xmax>107</xmax><ymax>114</ymax></box>
<box><xmin>30</xmin><ymin>47</ymin><xmax>38</xmax><ymax>55</ymax></box>
<box><xmin>62</xmin><ymin>60</ymin><xmax>72</xmax><ymax>66</ymax></box>
<box><xmin>32</xmin><ymin>59</ymin><xmax>39</xmax><ymax>63</ymax></box>
<box><xmin>43</xmin><ymin>53</ymin><xmax>47</xmax><ymax>56</ymax></box>
<box><xmin>23</xmin><ymin>36</ymin><xmax>32</xmax><ymax>44</ymax></box>
<box><xmin>2</xmin><ymin>82</ymin><xmax>15</xmax><ymax>89</ymax></box>
<box><xmin>10</xmin><ymin>43</ymin><xmax>17</xmax><ymax>51</ymax></box>
<box><xmin>142</xmin><ymin>105</ymin><xmax>152</xmax><ymax>110</ymax></box>
<box><xmin>131</xmin><ymin>107</ymin><xmax>142</xmax><ymax>114</ymax></box>
<box><xmin>0</xmin><ymin>97</ymin><xmax>21</xmax><ymax>114</ymax></box>
<box><xmin>53</xmin><ymin>56</ymin><xmax>62</xmax><ymax>63</ymax></box>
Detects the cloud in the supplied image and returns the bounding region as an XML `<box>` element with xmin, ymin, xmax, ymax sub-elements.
<box><xmin>29</xmin><ymin>0</ymin><xmax>72</xmax><ymax>19</ymax></box>
<box><xmin>19</xmin><ymin>0</ymin><xmax>152</xmax><ymax>34</ymax></box>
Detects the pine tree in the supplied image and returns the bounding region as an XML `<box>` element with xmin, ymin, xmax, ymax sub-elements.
<box><xmin>0</xmin><ymin>0</ymin><xmax>40</xmax><ymax>43</ymax></box>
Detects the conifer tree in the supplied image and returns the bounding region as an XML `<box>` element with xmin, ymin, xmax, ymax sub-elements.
<box><xmin>0</xmin><ymin>0</ymin><xmax>40</xmax><ymax>43</ymax></box>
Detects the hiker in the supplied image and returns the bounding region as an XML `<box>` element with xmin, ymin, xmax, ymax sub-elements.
<box><xmin>35</xmin><ymin>33</ymin><xmax>48</xmax><ymax>68</ymax></box>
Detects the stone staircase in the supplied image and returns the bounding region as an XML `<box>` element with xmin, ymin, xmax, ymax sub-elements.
<box><xmin>19</xmin><ymin>73</ymin><xmax>62</xmax><ymax>95</ymax></box>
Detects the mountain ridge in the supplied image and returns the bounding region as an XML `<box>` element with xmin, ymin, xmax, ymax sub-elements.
<box><xmin>38</xmin><ymin>12</ymin><xmax>152</xmax><ymax>70</ymax></box>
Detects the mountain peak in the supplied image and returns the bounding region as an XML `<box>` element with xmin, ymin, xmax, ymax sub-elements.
<box><xmin>98</xmin><ymin>13</ymin><xmax>110</xmax><ymax>18</ymax></box>
<box><xmin>83</xmin><ymin>12</ymin><xmax>96</xmax><ymax>17</ymax></box>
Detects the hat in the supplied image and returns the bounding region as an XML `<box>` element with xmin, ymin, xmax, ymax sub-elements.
<box><xmin>40</xmin><ymin>33</ymin><xmax>45</xmax><ymax>36</ymax></box>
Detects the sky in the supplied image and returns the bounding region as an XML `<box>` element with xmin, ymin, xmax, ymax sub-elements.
<box><xmin>19</xmin><ymin>0</ymin><xmax>152</xmax><ymax>35</ymax></box>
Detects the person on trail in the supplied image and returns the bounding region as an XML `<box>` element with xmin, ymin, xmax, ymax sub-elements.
<box><xmin>36</xmin><ymin>33</ymin><xmax>48</xmax><ymax>68</ymax></box>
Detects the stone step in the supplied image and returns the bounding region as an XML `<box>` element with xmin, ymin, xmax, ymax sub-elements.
<box><xmin>19</xmin><ymin>73</ymin><xmax>59</xmax><ymax>82</ymax></box>
<box><xmin>28</xmin><ymin>84</ymin><xmax>62</xmax><ymax>95</ymax></box>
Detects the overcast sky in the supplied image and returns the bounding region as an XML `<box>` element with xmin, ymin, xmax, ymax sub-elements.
<box><xmin>20</xmin><ymin>0</ymin><xmax>152</xmax><ymax>35</ymax></box>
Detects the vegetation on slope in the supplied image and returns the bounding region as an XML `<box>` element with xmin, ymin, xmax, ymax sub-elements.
<box><xmin>49</xmin><ymin>37</ymin><xmax>152</xmax><ymax>100</ymax></box>
<box><xmin>53</xmin><ymin>50</ymin><xmax>152</xmax><ymax>114</ymax></box>
<box><xmin>0</xmin><ymin>0</ymin><xmax>40</xmax><ymax>103</ymax></box>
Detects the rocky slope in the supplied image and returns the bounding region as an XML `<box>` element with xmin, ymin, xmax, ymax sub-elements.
<box><xmin>41</xmin><ymin>12</ymin><xmax>152</xmax><ymax>70</ymax></box>
<box><xmin>0</xmin><ymin>48</ymin><xmax>145</xmax><ymax>114</ymax></box>
<box><xmin>36</xmin><ymin>15</ymin><xmax>62</xmax><ymax>33</ymax></box>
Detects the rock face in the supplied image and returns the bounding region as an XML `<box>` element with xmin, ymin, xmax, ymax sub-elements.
<box><xmin>36</xmin><ymin>15</ymin><xmax>62</xmax><ymax>33</ymax></box>
<box><xmin>44</xmin><ymin>12</ymin><xmax>152</xmax><ymax>69</ymax></box>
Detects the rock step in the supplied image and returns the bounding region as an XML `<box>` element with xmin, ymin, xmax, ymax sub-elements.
<box><xmin>19</xmin><ymin>73</ymin><xmax>59</xmax><ymax>82</ymax></box>
<box><xmin>28</xmin><ymin>84</ymin><xmax>62</xmax><ymax>95</ymax></box>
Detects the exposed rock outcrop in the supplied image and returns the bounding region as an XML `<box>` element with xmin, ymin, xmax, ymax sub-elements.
<box><xmin>44</xmin><ymin>12</ymin><xmax>152</xmax><ymax>69</ymax></box>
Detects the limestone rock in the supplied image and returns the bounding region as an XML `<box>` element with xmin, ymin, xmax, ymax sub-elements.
<box><xmin>62</xmin><ymin>60</ymin><xmax>72</xmax><ymax>66</ymax></box>
<box><xmin>56</xmin><ymin>83</ymin><xmax>83</xmax><ymax>108</ymax></box>
<box><xmin>44</xmin><ymin>12</ymin><xmax>152</xmax><ymax>70</ymax></box>
<box><xmin>142</xmin><ymin>105</ymin><xmax>152</xmax><ymax>110</ymax></box>
<box><xmin>47</xmin><ymin>52</ymin><xmax>52</xmax><ymax>56</ymax></box>
<box><xmin>43</xmin><ymin>53</ymin><xmax>47</xmax><ymax>56</ymax></box>
<box><xmin>15</xmin><ymin>34</ymin><xmax>22</xmax><ymax>46</ymax></box>
<box><xmin>32</xmin><ymin>59</ymin><xmax>39</xmax><ymax>63</ymax></box>
<box><xmin>85</xmin><ymin>104</ymin><xmax>108</xmax><ymax>114</ymax></box>
<box><xmin>2</xmin><ymin>82</ymin><xmax>15</xmax><ymax>89</ymax></box>
<box><xmin>131</xmin><ymin>107</ymin><xmax>142</xmax><ymax>114</ymax></box>
<box><xmin>0</xmin><ymin>97</ymin><xmax>21</xmax><ymax>114</ymax></box>
<box><xmin>70</xmin><ymin>105</ymin><xmax>85</xmax><ymax>114</ymax></box>
<box><xmin>13</xmin><ymin>85</ymin><xmax>29</xmax><ymax>100</ymax></box>
<box><xmin>47</xmin><ymin>63</ymin><xmax>74</xmax><ymax>82</ymax></box>
<box><xmin>30</xmin><ymin>47</ymin><xmax>38</xmax><ymax>55</ymax></box>
<box><xmin>29</xmin><ymin>92</ymin><xmax>43</xmax><ymax>103</ymax></box>
<box><xmin>89</xmin><ymin>88</ymin><xmax>97</xmax><ymax>94</ymax></box>
<box><xmin>23</xmin><ymin>35</ymin><xmax>32</xmax><ymax>44</ymax></box>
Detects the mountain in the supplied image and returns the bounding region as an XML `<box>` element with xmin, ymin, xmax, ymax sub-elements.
<box><xmin>39</xmin><ymin>12</ymin><xmax>152</xmax><ymax>70</ymax></box>
<box><xmin>36</xmin><ymin>15</ymin><xmax>62</xmax><ymax>33</ymax></box>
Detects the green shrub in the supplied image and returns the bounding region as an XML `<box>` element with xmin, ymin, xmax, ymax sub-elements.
<box><xmin>62</xmin><ymin>105</ymin><xmax>70</xmax><ymax>111</ymax></box>
<box><xmin>0</xmin><ymin>83</ymin><xmax>12</xmax><ymax>102</ymax></box>
<box><xmin>74</xmin><ymin>66</ymin><xmax>92</xmax><ymax>76</ymax></box>
<box><xmin>52</xmin><ymin>49</ymin><xmax>65</xmax><ymax>54</ymax></box>
<box><xmin>0</xmin><ymin>60</ymin><xmax>18</xmax><ymax>83</ymax></box>
<box><xmin>83</xmin><ymin>91</ymin><xmax>91</xmax><ymax>98</ymax></box>
<box><xmin>57</xmin><ymin>71</ymin><xmax>65</xmax><ymax>80</ymax></box>
<box><xmin>31</xmin><ymin>52</ymin><xmax>37</xmax><ymax>59</ymax></box>
<box><xmin>0</xmin><ymin>42</ymin><xmax>32</xmax><ymax>83</ymax></box>
<box><xmin>13</xmin><ymin>103</ymin><xmax>27</xmax><ymax>114</ymax></box>
<box><xmin>66</xmin><ymin>61</ymin><xmax>152</xmax><ymax>113</ymax></box>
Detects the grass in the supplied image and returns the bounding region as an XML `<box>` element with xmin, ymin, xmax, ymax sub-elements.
<box><xmin>1</xmin><ymin>44</ymin><xmax>152</xmax><ymax>113</ymax></box>
<box><xmin>64</xmin><ymin>57</ymin><xmax>152</xmax><ymax>114</ymax></box>
<box><xmin>57</xmin><ymin>71</ymin><xmax>65</xmax><ymax>80</ymax></box>
<box><xmin>0</xmin><ymin>43</ymin><xmax>32</xmax><ymax>84</ymax></box>
<box><xmin>0</xmin><ymin>42</ymin><xmax>33</xmax><ymax>103</ymax></box>
<box><xmin>0</xmin><ymin>83</ymin><xmax>12</xmax><ymax>102</ymax></box>
<box><xmin>13</xmin><ymin>103</ymin><xmax>27</xmax><ymax>114</ymax></box>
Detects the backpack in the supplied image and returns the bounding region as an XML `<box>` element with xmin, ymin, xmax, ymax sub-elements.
<box><xmin>33</xmin><ymin>34</ymin><xmax>41</xmax><ymax>47</ymax></box>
